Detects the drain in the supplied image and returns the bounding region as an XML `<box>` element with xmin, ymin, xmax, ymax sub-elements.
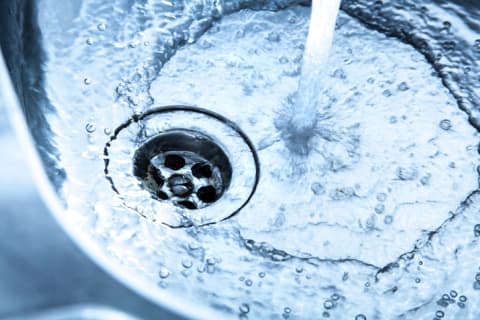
<box><xmin>132</xmin><ymin>130</ymin><xmax>232</xmax><ymax>210</ymax></box>
<box><xmin>104</xmin><ymin>106</ymin><xmax>259</xmax><ymax>228</ymax></box>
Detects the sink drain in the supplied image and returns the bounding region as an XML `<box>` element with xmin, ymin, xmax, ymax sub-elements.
<box><xmin>104</xmin><ymin>106</ymin><xmax>259</xmax><ymax>227</ymax></box>
<box><xmin>132</xmin><ymin>130</ymin><xmax>232</xmax><ymax>210</ymax></box>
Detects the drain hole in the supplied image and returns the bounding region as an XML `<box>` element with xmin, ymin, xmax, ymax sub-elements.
<box><xmin>192</xmin><ymin>162</ymin><xmax>213</xmax><ymax>178</ymax></box>
<box><xmin>197</xmin><ymin>185</ymin><xmax>218</xmax><ymax>203</ymax></box>
<box><xmin>177</xmin><ymin>200</ymin><xmax>197</xmax><ymax>210</ymax></box>
<box><xmin>132</xmin><ymin>129</ymin><xmax>232</xmax><ymax>210</ymax></box>
<box><xmin>165</xmin><ymin>154</ymin><xmax>186</xmax><ymax>170</ymax></box>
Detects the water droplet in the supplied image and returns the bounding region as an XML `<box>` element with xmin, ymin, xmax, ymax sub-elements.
<box><xmin>397</xmin><ymin>81</ymin><xmax>409</xmax><ymax>91</ymax></box>
<box><xmin>331</xmin><ymin>293</ymin><xmax>340</xmax><ymax>301</ymax></box>
<box><xmin>84</xmin><ymin>78</ymin><xmax>91</xmax><ymax>85</ymax></box>
<box><xmin>439</xmin><ymin>119</ymin><xmax>452</xmax><ymax>131</ymax></box>
<box><xmin>323</xmin><ymin>299</ymin><xmax>334</xmax><ymax>310</ymax></box>
<box><xmin>259</xmin><ymin>272</ymin><xmax>266</xmax><ymax>278</ymax></box>
<box><xmin>245</xmin><ymin>279</ymin><xmax>253</xmax><ymax>287</ymax></box>
<box><xmin>239</xmin><ymin>303</ymin><xmax>250</xmax><ymax>314</ymax></box>
<box><xmin>104</xmin><ymin>128</ymin><xmax>111</xmax><ymax>135</ymax></box>
<box><xmin>279</xmin><ymin>56</ymin><xmax>289</xmax><ymax>64</ymax></box>
<box><xmin>474</xmin><ymin>224</ymin><xmax>480</xmax><ymax>237</ymax></box>
<box><xmin>159</xmin><ymin>267</ymin><xmax>170</xmax><ymax>279</ymax></box>
<box><xmin>459</xmin><ymin>295</ymin><xmax>467</xmax><ymax>302</ymax></box>
<box><xmin>457</xmin><ymin>302</ymin><xmax>466</xmax><ymax>308</ymax></box>
<box><xmin>284</xmin><ymin>307</ymin><xmax>291</xmax><ymax>314</ymax></box>
<box><xmin>435</xmin><ymin>310</ymin><xmax>445</xmax><ymax>318</ymax></box>
<box><xmin>389</xmin><ymin>116</ymin><xmax>398</xmax><ymax>124</ymax></box>
<box><xmin>374</xmin><ymin>203</ymin><xmax>385</xmax><ymax>214</ymax></box>
<box><xmin>86</xmin><ymin>38</ymin><xmax>93</xmax><ymax>45</ymax></box>
<box><xmin>295</xmin><ymin>266</ymin><xmax>304</xmax><ymax>273</ymax></box>
<box><xmin>384</xmin><ymin>215</ymin><xmax>393</xmax><ymax>224</ymax></box>
<box><xmin>267</xmin><ymin>32</ymin><xmax>281</xmax><ymax>42</ymax></box>
<box><xmin>355</xmin><ymin>314</ymin><xmax>367</xmax><ymax>320</ymax></box>
<box><xmin>415</xmin><ymin>278</ymin><xmax>421</xmax><ymax>283</ymax></box>
<box><xmin>97</xmin><ymin>23</ymin><xmax>106</xmax><ymax>31</ymax></box>
<box><xmin>182</xmin><ymin>259</ymin><xmax>193</xmax><ymax>269</ymax></box>
<box><xmin>376</xmin><ymin>193</ymin><xmax>387</xmax><ymax>202</ymax></box>
<box><xmin>322</xmin><ymin>311</ymin><xmax>330</xmax><ymax>318</ymax></box>
<box><xmin>85</xmin><ymin>123</ymin><xmax>96</xmax><ymax>133</ymax></box>
<box><xmin>450</xmin><ymin>290</ymin><xmax>457</xmax><ymax>298</ymax></box>
<box><xmin>382</xmin><ymin>89</ymin><xmax>392</xmax><ymax>97</ymax></box>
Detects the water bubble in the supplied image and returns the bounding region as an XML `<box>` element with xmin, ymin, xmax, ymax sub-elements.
<box><xmin>475</xmin><ymin>272</ymin><xmax>480</xmax><ymax>282</ymax></box>
<box><xmin>389</xmin><ymin>116</ymin><xmax>398</xmax><ymax>124</ymax></box>
<box><xmin>450</xmin><ymin>290</ymin><xmax>458</xmax><ymax>298</ymax></box>
<box><xmin>103</xmin><ymin>128</ymin><xmax>111</xmax><ymax>135</ymax></box>
<box><xmin>296</xmin><ymin>266</ymin><xmax>304</xmax><ymax>273</ymax></box>
<box><xmin>182</xmin><ymin>259</ymin><xmax>193</xmax><ymax>269</ymax></box>
<box><xmin>396</xmin><ymin>167</ymin><xmax>418</xmax><ymax>181</ymax></box>
<box><xmin>376</xmin><ymin>193</ymin><xmax>387</xmax><ymax>202</ymax></box>
<box><xmin>457</xmin><ymin>302</ymin><xmax>466</xmax><ymax>308</ymax></box>
<box><xmin>284</xmin><ymin>307</ymin><xmax>291</xmax><ymax>314</ymax></box>
<box><xmin>97</xmin><ymin>23</ymin><xmax>106</xmax><ymax>31</ymax></box>
<box><xmin>332</xmin><ymin>68</ymin><xmax>347</xmax><ymax>79</ymax></box>
<box><xmin>239</xmin><ymin>303</ymin><xmax>250</xmax><ymax>314</ymax></box>
<box><xmin>384</xmin><ymin>215</ymin><xmax>393</xmax><ymax>224</ymax></box>
<box><xmin>459</xmin><ymin>295</ymin><xmax>467</xmax><ymax>302</ymax></box>
<box><xmin>311</xmin><ymin>183</ymin><xmax>325</xmax><ymax>195</ymax></box>
<box><xmin>86</xmin><ymin>38</ymin><xmax>93</xmax><ymax>45</ymax></box>
<box><xmin>84</xmin><ymin>78</ymin><xmax>91</xmax><ymax>85</ymax></box>
<box><xmin>279</xmin><ymin>56</ymin><xmax>289</xmax><ymax>64</ymax></box>
<box><xmin>355</xmin><ymin>314</ymin><xmax>367</xmax><ymax>320</ymax></box>
<box><xmin>435</xmin><ymin>310</ymin><xmax>445</xmax><ymax>318</ymax></box>
<box><xmin>267</xmin><ymin>32</ymin><xmax>280</xmax><ymax>42</ymax></box>
<box><xmin>415</xmin><ymin>278</ymin><xmax>421</xmax><ymax>283</ymax></box>
<box><xmin>323</xmin><ymin>300</ymin><xmax>334</xmax><ymax>310</ymax></box>
<box><xmin>85</xmin><ymin>123</ymin><xmax>96</xmax><ymax>133</ymax></box>
<box><xmin>439</xmin><ymin>119</ymin><xmax>452</xmax><ymax>131</ymax></box>
<box><xmin>322</xmin><ymin>311</ymin><xmax>330</xmax><ymax>318</ymax></box>
<box><xmin>474</xmin><ymin>224</ymin><xmax>480</xmax><ymax>237</ymax></box>
<box><xmin>397</xmin><ymin>81</ymin><xmax>409</xmax><ymax>91</ymax></box>
<box><xmin>374</xmin><ymin>203</ymin><xmax>385</xmax><ymax>214</ymax></box>
<box><xmin>331</xmin><ymin>293</ymin><xmax>340</xmax><ymax>301</ymax></box>
<box><xmin>159</xmin><ymin>267</ymin><xmax>170</xmax><ymax>279</ymax></box>
<box><xmin>245</xmin><ymin>279</ymin><xmax>253</xmax><ymax>287</ymax></box>
<box><xmin>382</xmin><ymin>89</ymin><xmax>392</xmax><ymax>97</ymax></box>
<box><xmin>259</xmin><ymin>272</ymin><xmax>266</xmax><ymax>278</ymax></box>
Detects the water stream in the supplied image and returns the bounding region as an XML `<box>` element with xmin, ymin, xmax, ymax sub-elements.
<box><xmin>279</xmin><ymin>0</ymin><xmax>341</xmax><ymax>156</ymax></box>
<box><xmin>36</xmin><ymin>0</ymin><xmax>480</xmax><ymax>319</ymax></box>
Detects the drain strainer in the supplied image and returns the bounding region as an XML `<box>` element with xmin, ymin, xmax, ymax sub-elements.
<box><xmin>104</xmin><ymin>106</ymin><xmax>259</xmax><ymax>227</ymax></box>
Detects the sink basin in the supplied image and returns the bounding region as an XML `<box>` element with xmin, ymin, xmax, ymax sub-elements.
<box><xmin>1</xmin><ymin>0</ymin><xmax>480</xmax><ymax>319</ymax></box>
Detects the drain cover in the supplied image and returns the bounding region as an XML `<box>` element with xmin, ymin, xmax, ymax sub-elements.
<box><xmin>104</xmin><ymin>106</ymin><xmax>259</xmax><ymax>227</ymax></box>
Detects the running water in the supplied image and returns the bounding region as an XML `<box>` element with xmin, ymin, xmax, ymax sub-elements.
<box><xmin>279</xmin><ymin>0</ymin><xmax>341</xmax><ymax>155</ymax></box>
<box><xmin>34</xmin><ymin>0</ymin><xmax>480</xmax><ymax>319</ymax></box>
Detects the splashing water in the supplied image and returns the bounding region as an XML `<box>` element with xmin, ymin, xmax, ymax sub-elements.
<box><xmin>279</xmin><ymin>0</ymin><xmax>341</xmax><ymax>155</ymax></box>
<box><xmin>35</xmin><ymin>0</ymin><xmax>480</xmax><ymax>319</ymax></box>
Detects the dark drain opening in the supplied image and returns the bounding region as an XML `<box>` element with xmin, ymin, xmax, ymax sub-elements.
<box><xmin>132</xmin><ymin>130</ymin><xmax>232</xmax><ymax>210</ymax></box>
<box><xmin>104</xmin><ymin>105</ymin><xmax>260</xmax><ymax>228</ymax></box>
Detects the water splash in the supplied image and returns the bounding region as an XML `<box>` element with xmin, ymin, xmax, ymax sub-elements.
<box><xmin>279</xmin><ymin>0</ymin><xmax>341</xmax><ymax>155</ymax></box>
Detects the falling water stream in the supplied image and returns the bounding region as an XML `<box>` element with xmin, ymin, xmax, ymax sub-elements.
<box><xmin>279</xmin><ymin>0</ymin><xmax>341</xmax><ymax>155</ymax></box>
<box><xmin>36</xmin><ymin>0</ymin><xmax>480</xmax><ymax>319</ymax></box>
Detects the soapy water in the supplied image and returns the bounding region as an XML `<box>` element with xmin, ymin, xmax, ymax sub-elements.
<box><xmin>36</xmin><ymin>0</ymin><xmax>480</xmax><ymax>319</ymax></box>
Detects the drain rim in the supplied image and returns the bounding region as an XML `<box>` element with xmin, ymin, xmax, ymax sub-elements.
<box><xmin>104</xmin><ymin>105</ymin><xmax>260</xmax><ymax>228</ymax></box>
